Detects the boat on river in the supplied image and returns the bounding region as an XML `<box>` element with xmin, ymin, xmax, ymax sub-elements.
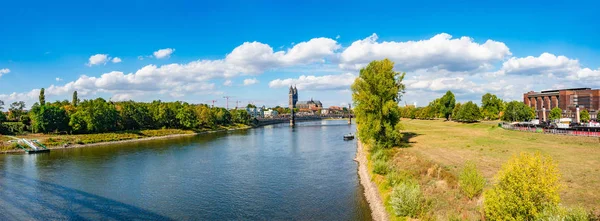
<box><xmin>343</xmin><ymin>133</ymin><xmax>354</xmax><ymax>140</ymax></box>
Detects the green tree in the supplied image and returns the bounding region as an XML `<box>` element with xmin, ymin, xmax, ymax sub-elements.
<box><xmin>501</xmin><ymin>101</ymin><xmax>536</xmax><ymax>122</ymax></box>
<box><xmin>452</xmin><ymin>102</ymin><xmax>462</xmax><ymax>120</ymax></box>
<box><xmin>246</xmin><ymin>103</ymin><xmax>257</xmax><ymax>108</ymax></box>
<box><xmin>8</xmin><ymin>101</ymin><xmax>26</xmax><ymax>121</ymax></box>
<box><xmin>481</xmin><ymin>93</ymin><xmax>504</xmax><ymax>120</ymax></box>
<box><xmin>75</xmin><ymin>98</ymin><xmax>119</xmax><ymax>133</ymax></box>
<box><xmin>351</xmin><ymin>59</ymin><xmax>405</xmax><ymax>148</ymax></box>
<box><xmin>455</xmin><ymin>101</ymin><xmax>482</xmax><ymax>122</ymax></box>
<box><xmin>39</xmin><ymin>88</ymin><xmax>46</xmax><ymax>106</ymax></box>
<box><xmin>484</xmin><ymin>152</ymin><xmax>561</xmax><ymax>220</ymax></box>
<box><xmin>580</xmin><ymin>109</ymin><xmax>590</xmax><ymax>123</ymax></box>
<box><xmin>176</xmin><ymin>103</ymin><xmax>199</xmax><ymax>129</ymax></box>
<box><xmin>549</xmin><ymin>107</ymin><xmax>562</xmax><ymax>121</ymax></box>
<box><xmin>30</xmin><ymin>105</ymin><xmax>69</xmax><ymax>133</ymax></box>
<box><xmin>72</xmin><ymin>91</ymin><xmax>79</xmax><ymax>106</ymax></box>
<box><xmin>439</xmin><ymin>91</ymin><xmax>456</xmax><ymax>120</ymax></box>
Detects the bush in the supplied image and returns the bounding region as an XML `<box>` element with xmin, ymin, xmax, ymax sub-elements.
<box><xmin>458</xmin><ymin>161</ymin><xmax>485</xmax><ymax>199</ymax></box>
<box><xmin>390</xmin><ymin>180</ymin><xmax>424</xmax><ymax>217</ymax></box>
<box><xmin>373</xmin><ymin>159</ymin><xmax>389</xmax><ymax>175</ymax></box>
<box><xmin>535</xmin><ymin>205</ymin><xmax>590</xmax><ymax>221</ymax></box>
<box><xmin>386</xmin><ymin>170</ymin><xmax>413</xmax><ymax>188</ymax></box>
<box><xmin>484</xmin><ymin>152</ymin><xmax>561</xmax><ymax>220</ymax></box>
<box><xmin>371</xmin><ymin>148</ymin><xmax>390</xmax><ymax>161</ymax></box>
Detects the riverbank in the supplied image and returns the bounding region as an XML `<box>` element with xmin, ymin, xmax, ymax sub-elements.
<box><xmin>0</xmin><ymin>124</ymin><xmax>252</xmax><ymax>154</ymax></box>
<box><xmin>355</xmin><ymin>139</ymin><xmax>389</xmax><ymax>221</ymax></box>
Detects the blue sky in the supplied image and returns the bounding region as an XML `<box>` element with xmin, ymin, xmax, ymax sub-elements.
<box><xmin>1</xmin><ymin>0</ymin><xmax>600</xmax><ymax>108</ymax></box>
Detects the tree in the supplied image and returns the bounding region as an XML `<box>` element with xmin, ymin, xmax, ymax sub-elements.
<box><xmin>8</xmin><ymin>101</ymin><xmax>26</xmax><ymax>121</ymax></box>
<box><xmin>439</xmin><ymin>91</ymin><xmax>456</xmax><ymax>120</ymax></box>
<box><xmin>580</xmin><ymin>109</ymin><xmax>590</xmax><ymax>123</ymax></box>
<box><xmin>176</xmin><ymin>103</ymin><xmax>199</xmax><ymax>129</ymax></box>
<box><xmin>549</xmin><ymin>107</ymin><xmax>562</xmax><ymax>121</ymax></box>
<box><xmin>452</xmin><ymin>103</ymin><xmax>462</xmax><ymax>120</ymax></box>
<box><xmin>39</xmin><ymin>88</ymin><xmax>46</xmax><ymax>106</ymax></box>
<box><xmin>72</xmin><ymin>91</ymin><xmax>79</xmax><ymax>106</ymax></box>
<box><xmin>246</xmin><ymin>103</ymin><xmax>257</xmax><ymax>108</ymax></box>
<box><xmin>501</xmin><ymin>101</ymin><xmax>535</xmax><ymax>122</ymax></box>
<box><xmin>481</xmin><ymin>93</ymin><xmax>504</xmax><ymax>120</ymax></box>
<box><xmin>30</xmin><ymin>105</ymin><xmax>69</xmax><ymax>133</ymax></box>
<box><xmin>351</xmin><ymin>59</ymin><xmax>405</xmax><ymax>148</ymax></box>
<box><xmin>455</xmin><ymin>101</ymin><xmax>482</xmax><ymax>122</ymax></box>
<box><xmin>484</xmin><ymin>152</ymin><xmax>561</xmax><ymax>220</ymax></box>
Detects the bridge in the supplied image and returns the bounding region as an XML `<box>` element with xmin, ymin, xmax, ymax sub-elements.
<box><xmin>254</xmin><ymin>114</ymin><xmax>354</xmax><ymax>127</ymax></box>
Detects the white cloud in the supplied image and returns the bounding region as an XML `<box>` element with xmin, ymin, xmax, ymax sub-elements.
<box><xmin>0</xmin><ymin>68</ymin><xmax>9</xmax><ymax>77</ymax></box>
<box><xmin>243</xmin><ymin>78</ymin><xmax>258</xmax><ymax>85</ymax></box>
<box><xmin>223</xmin><ymin>80</ymin><xmax>233</xmax><ymax>86</ymax></box>
<box><xmin>269</xmin><ymin>73</ymin><xmax>356</xmax><ymax>90</ymax></box>
<box><xmin>495</xmin><ymin>53</ymin><xmax>580</xmax><ymax>76</ymax></box>
<box><xmin>87</xmin><ymin>54</ymin><xmax>109</xmax><ymax>66</ymax></box>
<box><xmin>339</xmin><ymin>33</ymin><xmax>511</xmax><ymax>72</ymax></box>
<box><xmin>55</xmin><ymin>77</ymin><xmax>62</xmax><ymax>82</ymax></box>
<box><xmin>112</xmin><ymin>57</ymin><xmax>122</xmax><ymax>63</ymax></box>
<box><xmin>153</xmin><ymin>48</ymin><xmax>175</xmax><ymax>59</ymax></box>
<box><xmin>336</xmin><ymin>35</ymin><xmax>340</xmax><ymax>39</ymax></box>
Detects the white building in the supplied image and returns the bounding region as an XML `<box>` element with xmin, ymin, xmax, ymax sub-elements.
<box><xmin>264</xmin><ymin>109</ymin><xmax>279</xmax><ymax>118</ymax></box>
<box><xmin>245</xmin><ymin>107</ymin><xmax>264</xmax><ymax>118</ymax></box>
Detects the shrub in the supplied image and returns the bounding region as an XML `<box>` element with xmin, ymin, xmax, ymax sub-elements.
<box><xmin>372</xmin><ymin>159</ymin><xmax>389</xmax><ymax>175</ymax></box>
<box><xmin>371</xmin><ymin>148</ymin><xmax>390</xmax><ymax>162</ymax></box>
<box><xmin>386</xmin><ymin>170</ymin><xmax>413</xmax><ymax>188</ymax></box>
<box><xmin>390</xmin><ymin>180</ymin><xmax>423</xmax><ymax>217</ymax></box>
<box><xmin>535</xmin><ymin>205</ymin><xmax>589</xmax><ymax>221</ymax></box>
<box><xmin>458</xmin><ymin>161</ymin><xmax>485</xmax><ymax>199</ymax></box>
<box><xmin>484</xmin><ymin>152</ymin><xmax>561</xmax><ymax>220</ymax></box>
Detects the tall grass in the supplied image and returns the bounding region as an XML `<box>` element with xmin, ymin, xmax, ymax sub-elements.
<box><xmin>458</xmin><ymin>161</ymin><xmax>485</xmax><ymax>199</ymax></box>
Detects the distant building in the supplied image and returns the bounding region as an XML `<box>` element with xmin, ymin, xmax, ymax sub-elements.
<box><xmin>296</xmin><ymin>98</ymin><xmax>323</xmax><ymax>110</ymax></box>
<box><xmin>523</xmin><ymin>88</ymin><xmax>600</xmax><ymax>121</ymax></box>
<box><xmin>264</xmin><ymin>109</ymin><xmax>278</xmax><ymax>118</ymax></box>
<box><xmin>246</xmin><ymin>106</ymin><xmax>264</xmax><ymax>118</ymax></box>
<box><xmin>289</xmin><ymin>86</ymin><xmax>298</xmax><ymax>108</ymax></box>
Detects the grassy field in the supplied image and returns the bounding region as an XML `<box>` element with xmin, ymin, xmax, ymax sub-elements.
<box><xmin>368</xmin><ymin>119</ymin><xmax>600</xmax><ymax>220</ymax></box>
<box><xmin>0</xmin><ymin>124</ymin><xmax>250</xmax><ymax>151</ymax></box>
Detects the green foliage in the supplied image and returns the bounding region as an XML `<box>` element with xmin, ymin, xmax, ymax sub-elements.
<box><xmin>1</xmin><ymin>122</ymin><xmax>27</xmax><ymax>134</ymax></box>
<box><xmin>386</xmin><ymin>170</ymin><xmax>413</xmax><ymax>188</ymax></box>
<box><xmin>502</xmin><ymin>101</ymin><xmax>536</xmax><ymax>122</ymax></box>
<box><xmin>481</xmin><ymin>93</ymin><xmax>504</xmax><ymax>120</ymax></box>
<box><xmin>30</xmin><ymin>105</ymin><xmax>69</xmax><ymax>133</ymax></box>
<box><xmin>580</xmin><ymin>109</ymin><xmax>590</xmax><ymax>123</ymax></box>
<box><xmin>535</xmin><ymin>205</ymin><xmax>590</xmax><ymax>221</ymax></box>
<box><xmin>8</xmin><ymin>101</ymin><xmax>26</xmax><ymax>121</ymax></box>
<box><xmin>373</xmin><ymin>159</ymin><xmax>389</xmax><ymax>175</ymax></box>
<box><xmin>39</xmin><ymin>88</ymin><xmax>46</xmax><ymax>106</ymax></box>
<box><xmin>440</xmin><ymin>91</ymin><xmax>456</xmax><ymax>120</ymax></box>
<box><xmin>454</xmin><ymin>101</ymin><xmax>482</xmax><ymax>122</ymax></box>
<box><xmin>458</xmin><ymin>161</ymin><xmax>485</xmax><ymax>199</ymax></box>
<box><xmin>72</xmin><ymin>91</ymin><xmax>78</xmax><ymax>106</ymax></box>
<box><xmin>484</xmin><ymin>152</ymin><xmax>561</xmax><ymax>220</ymax></box>
<box><xmin>549</xmin><ymin>107</ymin><xmax>562</xmax><ymax>121</ymax></box>
<box><xmin>351</xmin><ymin>59</ymin><xmax>405</xmax><ymax>148</ymax></box>
<box><xmin>390</xmin><ymin>180</ymin><xmax>424</xmax><ymax>218</ymax></box>
<box><xmin>246</xmin><ymin>103</ymin><xmax>257</xmax><ymax>108</ymax></box>
<box><xmin>452</xmin><ymin>103</ymin><xmax>461</xmax><ymax>120</ymax></box>
<box><xmin>176</xmin><ymin>103</ymin><xmax>199</xmax><ymax>129</ymax></box>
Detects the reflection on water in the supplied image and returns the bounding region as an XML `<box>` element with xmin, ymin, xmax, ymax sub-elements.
<box><xmin>0</xmin><ymin>120</ymin><xmax>371</xmax><ymax>220</ymax></box>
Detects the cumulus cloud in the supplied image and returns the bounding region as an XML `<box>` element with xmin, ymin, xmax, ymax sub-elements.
<box><xmin>0</xmin><ymin>68</ymin><xmax>9</xmax><ymax>77</ymax></box>
<box><xmin>495</xmin><ymin>53</ymin><xmax>580</xmax><ymax>76</ymax></box>
<box><xmin>243</xmin><ymin>78</ymin><xmax>258</xmax><ymax>85</ymax></box>
<box><xmin>153</xmin><ymin>48</ymin><xmax>175</xmax><ymax>59</ymax></box>
<box><xmin>269</xmin><ymin>73</ymin><xmax>356</xmax><ymax>91</ymax></box>
<box><xmin>339</xmin><ymin>33</ymin><xmax>511</xmax><ymax>72</ymax></box>
<box><xmin>223</xmin><ymin>80</ymin><xmax>233</xmax><ymax>86</ymax></box>
<box><xmin>87</xmin><ymin>54</ymin><xmax>109</xmax><ymax>66</ymax></box>
<box><xmin>112</xmin><ymin>57</ymin><xmax>122</xmax><ymax>63</ymax></box>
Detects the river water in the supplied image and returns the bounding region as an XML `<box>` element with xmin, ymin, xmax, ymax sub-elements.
<box><xmin>0</xmin><ymin>120</ymin><xmax>372</xmax><ymax>220</ymax></box>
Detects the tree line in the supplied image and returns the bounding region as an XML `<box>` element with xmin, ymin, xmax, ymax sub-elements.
<box><xmin>399</xmin><ymin>91</ymin><xmax>538</xmax><ymax>122</ymax></box>
<box><xmin>0</xmin><ymin>89</ymin><xmax>252</xmax><ymax>134</ymax></box>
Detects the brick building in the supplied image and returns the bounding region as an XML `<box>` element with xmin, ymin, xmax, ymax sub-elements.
<box><xmin>523</xmin><ymin>88</ymin><xmax>600</xmax><ymax>121</ymax></box>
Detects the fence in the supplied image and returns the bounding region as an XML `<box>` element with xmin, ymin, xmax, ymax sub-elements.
<box><xmin>501</xmin><ymin>124</ymin><xmax>600</xmax><ymax>137</ymax></box>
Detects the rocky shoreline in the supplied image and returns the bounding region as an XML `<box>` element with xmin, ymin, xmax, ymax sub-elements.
<box><xmin>355</xmin><ymin>139</ymin><xmax>389</xmax><ymax>221</ymax></box>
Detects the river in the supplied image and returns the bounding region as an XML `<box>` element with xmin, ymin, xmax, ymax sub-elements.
<box><xmin>0</xmin><ymin>120</ymin><xmax>372</xmax><ymax>220</ymax></box>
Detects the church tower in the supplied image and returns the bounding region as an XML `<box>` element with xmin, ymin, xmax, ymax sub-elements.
<box><xmin>289</xmin><ymin>85</ymin><xmax>298</xmax><ymax>108</ymax></box>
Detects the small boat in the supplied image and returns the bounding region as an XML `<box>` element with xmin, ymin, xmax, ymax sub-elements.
<box><xmin>343</xmin><ymin>133</ymin><xmax>355</xmax><ymax>140</ymax></box>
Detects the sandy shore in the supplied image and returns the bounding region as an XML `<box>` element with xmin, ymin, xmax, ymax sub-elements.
<box><xmin>355</xmin><ymin>139</ymin><xmax>389</xmax><ymax>221</ymax></box>
<box><xmin>1</xmin><ymin>126</ymin><xmax>251</xmax><ymax>154</ymax></box>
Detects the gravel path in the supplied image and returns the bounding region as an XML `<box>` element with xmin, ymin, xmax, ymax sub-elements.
<box><xmin>355</xmin><ymin>140</ymin><xmax>390</xmax><ymax>221</ymax></box>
